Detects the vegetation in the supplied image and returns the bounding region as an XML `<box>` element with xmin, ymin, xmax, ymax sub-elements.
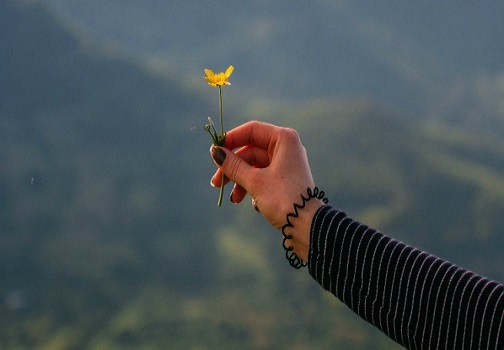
<box><xmin>2</xmin><ymin>1</ymin><xmax>504</xmax><ymax>349</ymax></box>
<box><xmin>43</xmin><ymin>0</ymin><xmax>504</xmax><ymax>131</ymax></box>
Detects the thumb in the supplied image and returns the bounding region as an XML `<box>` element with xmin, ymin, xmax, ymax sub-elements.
<box><xmin>210</xmin><ymin>145</ymin><xmax>252</xmax><ymax>189</ymax></box>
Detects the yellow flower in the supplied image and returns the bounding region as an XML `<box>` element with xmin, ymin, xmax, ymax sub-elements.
<box><xmin>204</xmin><ymin>65</ymin><xmax>234</xmax><ymax>87</ymax></box>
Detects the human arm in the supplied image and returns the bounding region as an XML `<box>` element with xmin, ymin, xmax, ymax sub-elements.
<box><xmin>309</xmin><ymin>205</ymin><xmax>504</xmax><ymax>349</ymax></box>
<box><xmin>209</xmin><ymin>121</ymin><xmax>504</xmax><ymax>348</ymax></box>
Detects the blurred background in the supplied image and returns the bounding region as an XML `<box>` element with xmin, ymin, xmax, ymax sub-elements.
<box><xmin>2</xmin><ymin>0</ymin><xmax>504</xmax><ymax>348</ymax></box>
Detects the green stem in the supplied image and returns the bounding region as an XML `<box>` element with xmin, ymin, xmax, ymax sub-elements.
<box><xmin>219</xmin><ymin>86</ymin><xmax>224</xmax><ymax>136</ymax></box>
<box><xmin>217</xmin><ymin>85</ymin><xmax>224</xmax><ymax>207</ymax></box>
<box><xmin>217</xmin><ymin>173</ymin><xmax>224</xmax><ymax>207</ymax></box>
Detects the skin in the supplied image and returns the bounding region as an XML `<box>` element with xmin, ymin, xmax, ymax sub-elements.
<box><xmin>210</xmin><ymin>121</ymin><xmax>324</xmax><ymax>261</ymax></box>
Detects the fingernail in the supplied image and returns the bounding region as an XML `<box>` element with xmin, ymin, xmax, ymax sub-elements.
<box><xmin>210</xmin><ymin>145</ymin><xmax>226</xmax><ymax>166</ymax></box>
<box><xmin>229</xmin><ymin>191</ymin><xmax>235</xmax><ymax>203</ymax></box>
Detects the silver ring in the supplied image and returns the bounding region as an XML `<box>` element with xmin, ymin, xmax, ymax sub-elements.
<box><xmin>252</xmin><ymin>199</ymin><xmax>260</xmax><ymax>212</ymax></box>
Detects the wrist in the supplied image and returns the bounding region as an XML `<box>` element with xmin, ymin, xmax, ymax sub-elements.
<box><xmin>281</xmin><ymin>187</ymin><xmax>328</xmax><ymax>268</ymax></box>
<box><xmin>287</xmin><ymin>199</ymin><xmax>324</xmax><ymax>261</ymax></box>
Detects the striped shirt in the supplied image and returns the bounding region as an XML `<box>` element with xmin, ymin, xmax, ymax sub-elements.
<box><xmin>308</xmin><ymin>205</ymin><xmax>504</xmax><ymax>349</ymax></box>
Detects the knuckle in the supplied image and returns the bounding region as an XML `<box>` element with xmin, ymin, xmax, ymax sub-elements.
<box><xmin>279</xmin><ymin>127</ymin><xmax>301</xmax><ymax>143</ymax></box>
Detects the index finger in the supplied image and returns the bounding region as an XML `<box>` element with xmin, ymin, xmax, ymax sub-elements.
<box><xmin>224</xmin><ymin>121</ymin><xmax>283</xmax><ymax>151</ymax></box>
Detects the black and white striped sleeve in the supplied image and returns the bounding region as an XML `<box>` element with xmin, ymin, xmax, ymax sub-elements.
<box><xmin>308</xmin><ymin>205</ymin><xmax>504</xmax><ymax>349</ymax></box>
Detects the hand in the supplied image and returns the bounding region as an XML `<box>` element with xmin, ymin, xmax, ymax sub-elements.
<box><xmin>209</xmin><ymin>121</ymin><xmax>324</xmax><ymax>260</ymax></box>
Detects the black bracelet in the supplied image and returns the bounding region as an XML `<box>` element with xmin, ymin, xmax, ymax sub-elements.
<box><xmin>281</xmin><ymin>187</ymin><xmax>328</xmax><ymax>269</ymax></box>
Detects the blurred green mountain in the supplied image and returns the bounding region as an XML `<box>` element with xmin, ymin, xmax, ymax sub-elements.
<box><xmin>41</xmin><ymin>0</ymin><xmax>504</xmax><ymax>132</ymax></box>
<box><xmin>1</xmin><ymin>1</ymin><xmax>504</xmax><ymax>349</ymax></box>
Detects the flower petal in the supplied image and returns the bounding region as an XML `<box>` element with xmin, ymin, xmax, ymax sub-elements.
<box><xmin>204</xmin><ymin>69</ymin><xmax>215</xmax><ymax>78</ymax></box>
<box><xmin>203</xmin><ymin>69</ymin><xmax>218</xmax><ymax>86</ymax></box>
<box><xmin>225</xmin><ymin>65</ymin><xmax>234</xmax><ymax>78</ymax></box>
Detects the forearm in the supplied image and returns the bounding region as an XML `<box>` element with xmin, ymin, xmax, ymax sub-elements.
<box><xmin>308</xmin><ymin>205</ymin><xmax>504</xmax><ymax>349</ymax></box>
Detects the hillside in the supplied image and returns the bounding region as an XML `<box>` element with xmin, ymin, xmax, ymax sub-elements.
<box><xmin>2</xmin><ymin>1</ymin><xmax>504</xmax><ymax>349</ymax></box>
<box><xmin>42</xmin><ymin>0</ymin><xmax>504</xmax><ymax>131</ymax></box>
